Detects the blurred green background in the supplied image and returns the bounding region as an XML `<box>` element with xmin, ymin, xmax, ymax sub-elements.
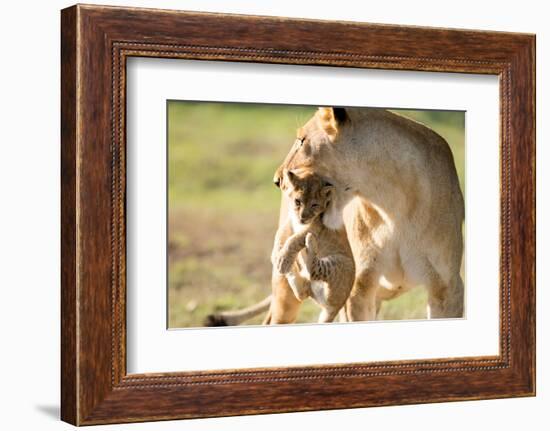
<box><xmin>167</xmin><ymin>101</ymin><xmax>465</xmax><ymax>328</ymax></box>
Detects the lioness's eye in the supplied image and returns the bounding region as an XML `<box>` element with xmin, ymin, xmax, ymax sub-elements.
<box><xmin>294</xmin><ymin>199</ymin><xmax>301</xmax><ymax>207</ymax></box>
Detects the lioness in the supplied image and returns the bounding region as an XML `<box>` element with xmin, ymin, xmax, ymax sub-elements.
<box><xmin>272</xmin><ymin>107</ymin><xmax>465</xmax><ymax>322</ymax></box>
<box><xmin>271</xmin><ymin>169</ymin><xmax>355</xmax><ymax>323</ymax></box>
<box><xmin>206</xmin><ymin>107</ymin><xmax>464</xmax><ymax>326</ymax></box>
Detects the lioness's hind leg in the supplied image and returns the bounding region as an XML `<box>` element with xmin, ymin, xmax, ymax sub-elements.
<box><xmin>426</xmin><ymin>271</ymin><xmax>464</xmax><ymax>319</ymax></box>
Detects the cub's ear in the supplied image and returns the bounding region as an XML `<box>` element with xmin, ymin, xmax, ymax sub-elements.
<box><xmin>322</xmin><ymin>180</ymin><xmax>334</xmax><ymax>196</ymax></box>
<box><xmin>317</xmin><ymin>107</ymin><xmax>348</xmax><ymax>141</ymax></box>
<box><xmin>285</xmin><ymin>170</ymin><xmax>299</xmax><ymax>186</ymax></box>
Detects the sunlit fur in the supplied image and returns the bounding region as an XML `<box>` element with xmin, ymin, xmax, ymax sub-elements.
<box><xmin>268</xmin><ymin>169</ymin><xmax>355</xmax><ymax>324</ymax></box>
<box><xmin>273</xmin><ymin>107</ymin><xmax>465</xmax><ymax>322</ymax></box>
<box><xmin>208</xmin><ymin>107</ymin><xmax>464</xmax><ymax>326</ymax></box>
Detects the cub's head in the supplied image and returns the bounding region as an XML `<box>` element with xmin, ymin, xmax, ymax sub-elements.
<box><xmin>282</xmin><ymin>169</ymin><xmax>334</xmax><ymax>225</ymax></box>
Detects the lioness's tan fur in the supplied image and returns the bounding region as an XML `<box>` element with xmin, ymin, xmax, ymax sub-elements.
<box><xmin>207</xmin><ymin>107</ymin><xmax>464</xmax><ymax>326</ymax></box>
<box><xmin>274</xmin><ymin>107</ymin><xmax>464</xmax><ymax>321</ymax></box>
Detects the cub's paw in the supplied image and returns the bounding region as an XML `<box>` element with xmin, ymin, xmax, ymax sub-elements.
<box><xmin>287</xmin><ymin>273</ymin><xmax>311</xmax><ymax>301</ymax></box>
<box><xmin>276</xmin><ymin>252</ymin><xmax>294</xmax><ymax>275</ymax></box>
<box><xmin>296</xmin><ymin>286</ymin><xmax>312</xmax><ymax>301</ymax></box>
<box><xmin>305</xmin><ymin>233</ymin><xmax>318</xmax><ymax>255</ymax></box>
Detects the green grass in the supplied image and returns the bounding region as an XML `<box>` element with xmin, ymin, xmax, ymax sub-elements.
<box><xmin>167</xmin><ymin>102</ymin><xmax>465</xmax><ymax>328</ymax></box>
<box><xmin>168</xmin><ymin>102</ymin><xmax>315</xmax><ymax>212</ymax></box>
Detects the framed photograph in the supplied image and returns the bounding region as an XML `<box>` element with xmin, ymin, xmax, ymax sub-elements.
<box><xmin>61</xmin><ymin>4</ymin><xmax>535</xmax><ymax>425</ymax></box>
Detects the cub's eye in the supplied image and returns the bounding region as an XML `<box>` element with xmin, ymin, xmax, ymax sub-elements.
<box><xmin>311</xmin><ymin>203</ymin><xmax>319</xmax><ymax>209</ymax></box>
<box><xmin>294</xmin><ymin>199</ymin><xmax>302</xmax><ymax>207</ymax></box>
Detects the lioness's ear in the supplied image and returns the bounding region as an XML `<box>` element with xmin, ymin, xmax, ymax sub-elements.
<box><xmin>332</xmin><ymin>108</ymin><xmax>348</xmax><ymax>123</ymax></box>
<box><xmin>317</xmin><ymin>107</ymin><xmax>348</xmax><ymax>141</ymax></box>
<box><xmin>273</xmin><ymin>170</ymin><xmax>282</xmax><ymax>188</ymax></box>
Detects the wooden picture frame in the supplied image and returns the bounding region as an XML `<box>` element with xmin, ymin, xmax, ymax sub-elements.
<box><xmin>61</xmin><ymin>4</ymin><xmax>535</xmax><ymax>425</ymax></box>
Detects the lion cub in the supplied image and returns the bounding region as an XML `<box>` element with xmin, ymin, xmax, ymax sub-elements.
<box><xmin>272</xmin><ymin>170</ymin><xmax>355</xmax><ymax>323</ymax></box>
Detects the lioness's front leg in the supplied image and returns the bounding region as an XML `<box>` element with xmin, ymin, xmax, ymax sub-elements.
<box><xmin>269</xmin><ymin>271</ymin><xmax>301</xmax><ymax>324</ymax></box>
<box><xmin>347</xmin><ymin>268</ymin><xmax>379</xmax><ymax>322</ymax></box>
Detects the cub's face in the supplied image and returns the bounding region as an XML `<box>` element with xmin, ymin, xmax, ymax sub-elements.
<box><xmin>284</xmin><ymin>170</ymin><xmax>333</xmax><ymax>225</ymax></box>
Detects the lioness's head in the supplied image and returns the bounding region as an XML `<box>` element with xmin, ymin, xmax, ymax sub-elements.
<box><xmin>282</xmin><ymin>169</ymin><xmax>334</xmax><ymax>225</ymax></box>
<box><xmin>273</xmin><ymin>107</ymin><xmax>349</xmax><ymax>188</ymax></box>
